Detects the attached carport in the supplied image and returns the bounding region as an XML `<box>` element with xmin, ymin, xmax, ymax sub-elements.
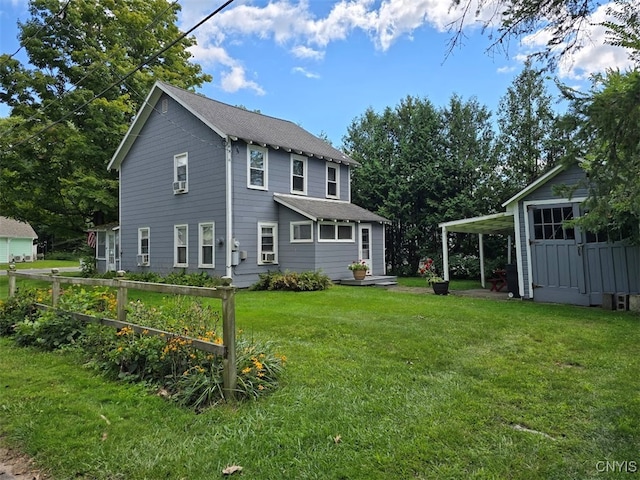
<box><xmin>439</xmin><ymin>212</ymin><xmax>515</xmax><ymax>288</ymax></box>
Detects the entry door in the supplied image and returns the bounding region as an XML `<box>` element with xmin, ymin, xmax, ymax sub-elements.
<box><xmin>359</xmin><ymin>224</ymin><xmax>372</xmax><ymax>274</ymax></box>
<box><xmin>529</xmin><ymin>204</ymin><xmax>588</xmax><ymax>305</ymax></box>
<box><xmin>107</xmin><ymin>231</ymin><xmax>117</xmax><ymax>272</ymax></box>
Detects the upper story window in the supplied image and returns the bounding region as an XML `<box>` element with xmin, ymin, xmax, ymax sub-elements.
<box><xmin>174</xmin><ymin>224</ymin><xmax>188</xmax><ymax>267</ymax></box>
<box><xmin>291</xmin><ymin>155</ymin><xmax>307</xmax><ymax>195</ymax></box>
<box><xmin>248</xmin><ymin>146</ymin><xmax>268</xmax><ymax>190</ymax></box>
<box><xmin>318</xmin><ymin>222</ymin><xmax>354</xmax><ymax>242</ymax></box>
<box><xmin>290</xmin><ymin>221</ymin><xmax>313</xmax><ymax>243</ymax></box>
<box><xmin>173</xmin><ymin>153</ymin><xmax>188</xmax><ymax>194</ymax></box>
<box><xmin>138</xmin><ymin>227</ymin><xmax>150</xmax><ymax>266</ymax></box>
<box><xmin>326</xmin><ymin>163</ymin><xmax>340</xmax><ymax>198</ymax></box>
<box><xmin>199</xmin><ymin>222</ymin><xmax>215</xmax><ymax>268</ymax></box>
<box><xmin>258</xmin><ymin>222</ymin><xmax>278</xmax><ymax>264</ymax></box>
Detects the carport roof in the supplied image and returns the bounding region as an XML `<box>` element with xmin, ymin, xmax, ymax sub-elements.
<box><xmin>439</xmin><ymin>211</ymin><xmax>514</xmax><ymax>235</ymax></box>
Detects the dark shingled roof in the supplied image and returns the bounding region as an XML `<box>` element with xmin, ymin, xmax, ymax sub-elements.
<box><xmin>274</xmin><ymin>194</ymin><xmax>389</xmax><ymax>223</ymax></box>
<box><xmin>0</xmin><ymin>216</ymin><xmax>38</xmax><ymax>238</ymax></box>
<box><xmin>158</xmin><ymin>82</ymin><xmax>357</xmax><ymax>165</ymax></box>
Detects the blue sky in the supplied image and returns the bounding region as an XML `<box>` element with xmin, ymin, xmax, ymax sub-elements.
<box><xmin>0</xmin><ymin>0</ymin><xmax>633</xmax><ymax>146</ymax></box>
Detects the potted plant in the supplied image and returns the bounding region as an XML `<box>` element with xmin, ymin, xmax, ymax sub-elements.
<box><xmin>418</xmin><ymin>258</ymin><xmax>449</xmax><ymax>295</ymax></box>
<box><xmin>348</xmin><ymin>260</ymin><xmax>368</xmax><ymax>280</ymax></box>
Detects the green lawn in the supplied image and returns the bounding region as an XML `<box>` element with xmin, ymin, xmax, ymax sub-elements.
<box><xmin>1</xmin><ymin>285</ymin><xmax>639</xmax><ymax>479</ymax></box>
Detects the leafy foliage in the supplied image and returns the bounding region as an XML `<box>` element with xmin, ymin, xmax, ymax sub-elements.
<box><xmin>250</xmin><ymin>270</ymin><xmax>332</xmax><ymax>291</ymax></box>
<box><xmin>0</xmin><ymin>0</ymin><xmax>211</xmax><ymax>241</ymax></box>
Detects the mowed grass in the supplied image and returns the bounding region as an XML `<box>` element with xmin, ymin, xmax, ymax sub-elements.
<box><xmin>1</xmin><ymin>284</ymin><xmax>639</xmax><ymax>479</ymax></box>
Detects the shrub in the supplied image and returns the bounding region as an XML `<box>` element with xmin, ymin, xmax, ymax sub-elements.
<box><xmin>14</xmin><ymin>309</ymin><xmax>85</xmax><ymax>350</ymax></box>
<box><xmin>0</xmin><ymin>288</ymin><xmax>39</xmax><ymax>336</ymax></box>
<box><xmin>250</xmin><ymin>270</ymin><xmax>332</xmax><ymax>291</ymax></box>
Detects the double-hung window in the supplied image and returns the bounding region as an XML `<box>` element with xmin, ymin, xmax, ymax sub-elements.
<box><xmin>318</xmin><ymin>222</ymin><xmax>354</xmax><ymax>242</ymax></box>
<box><xmin>138</xmin><ymin>228</ymin><xmax>150</xmax><ymax>266</ymax></box>
<box><xmin>326</xmin><ymin>163</ymin><xmax>339</xmax><ymax>198</ymax></box>
<box><xmin>291</xmin><ymin>155</ymin><xmax>307</xmax><ymax>194</ymax></box>
<box><xmin>248</xmin><ymin>146</ymin><xmax>268</xmax><ymax>190</ymax></box>
<box><xmin>290</xmin><ymin>221</ymin><xmax>313</xmax><ymax>243</ymax></box>
<box><xmin>96</xmin><ymin>231</ymin><xmax>106</xmax><ymax>259</ymax></box>
<box><xmin>174</xmin><ymin>224</ymin><xmax>188</xmax><ymax>267</ymax></box>
<box><xmin>173</xmin><ymin>153</ymin><xmax>188</xmax><ymax>193</ymax></box>
<box><xmin>199</xmin><ymin>222</ymin><xmax>215</xmax><ymax>268</ymax></box>
<box><xmin>258</xmin><ymin>222</ymin><xmax>278</xmax><ymax>264</ymax></box>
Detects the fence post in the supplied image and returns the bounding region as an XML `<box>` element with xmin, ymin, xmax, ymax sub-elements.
<box><xmin>51</xmin><ymin>268</ymin><xmax>60</xmax><ymax>306</ymax></box>
<box><xmin>7</xmin><ymin>265</ymin><xmax>16</xmax><ymax>297</ymax></box>
<box><xmin>116</xmin><ymin>270</ymin><xmax>127</xmax><ymax>322</ymax></box>
<box><xmin>220</xmin><ymin>276</ymin><xmax>237</xmax><ymax>402</ymax></box>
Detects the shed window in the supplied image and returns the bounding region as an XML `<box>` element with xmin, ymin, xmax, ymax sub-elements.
<box><xmin>533</xmin><ymin>207</ymin><xmax>574</xmax><ymax>240</ymax></box>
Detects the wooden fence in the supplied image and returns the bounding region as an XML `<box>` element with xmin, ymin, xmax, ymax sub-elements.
<box><xmin>6</xmin><ymin>268</ymin><xmax>237</xmax><ymax>400</ymax></box>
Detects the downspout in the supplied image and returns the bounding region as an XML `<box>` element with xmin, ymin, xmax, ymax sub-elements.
<box><xmin>225</xmin><ymin>137</ymin><xmax>233</xmax><ymax>279</ymax></box>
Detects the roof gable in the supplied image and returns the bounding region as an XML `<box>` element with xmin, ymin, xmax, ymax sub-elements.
<box><xmin>0</xmin><ymin>216</ymin><xmax>38</xmax><ymax>239</ymax></box>
<box><xmin>109</xmin><ymin>81</ymin><xmax>357</xmax><ymax>170</ymax></box>
<box><xmin>501</xmin><ymin>164</ymin><xmax>568</xmax><ymax>208</ymax></box>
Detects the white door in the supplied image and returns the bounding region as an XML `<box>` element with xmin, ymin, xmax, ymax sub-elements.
<box><xmin>359</xmin><ymin>224</ymin><xmax>372</xmax><ymax>274</ymax></box>
<box><xmin>107</xmin><ymin>231</ymin><xmax>117</xmax><ymax>272</ymax></box>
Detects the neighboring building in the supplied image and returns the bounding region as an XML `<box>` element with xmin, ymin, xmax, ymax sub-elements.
<box><xmin>0</xmin><ymin>216</ymin><xmax>38</xmax><ymax>263</ymax></box>
<box><xmin>107</xmin><ymin>81</ymin><xmax>389</xmax><ymax>287</ymax></box>
<box><xmin>440</xmin><ymin>163</ymin><xmax>640</xmax><ymax>306</ymax></box>
<box><xmin>87</xmin><ymin>223</ymin><xmax>120</xmax><ymax>273</ymax></box>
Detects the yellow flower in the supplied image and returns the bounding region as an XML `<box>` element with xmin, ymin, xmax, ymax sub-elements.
<box><xmin>258</xmin><ymin>384</ymin><xmax>265</xmax><ymax>391</ymax></box>
<box><xmin>241</xmin><ymin>367</ymin><xmax>252</xmax><ymax>374</ymax></box>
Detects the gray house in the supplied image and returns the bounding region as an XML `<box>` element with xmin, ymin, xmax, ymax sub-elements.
<box><xmin>107</xmin><ymin>81</ymin><xmax>388</xmax><ymax>287</ymax></box>
<box><xmin>440</xmin><ymin>163</ymin><xmax>640</xmax><ymax>306</ymax></box>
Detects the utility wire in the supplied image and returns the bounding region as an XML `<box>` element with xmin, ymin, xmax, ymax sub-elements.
<box><xmin>5</xmin><ymin>0</ymin><xmax>235</xmax><ymax>151</ymax></box>
<box><xmin>0</xmin><ymin>0</ymin><xmax>181</xmax><ymax>139</ymax></box>
<box><xmin>0</xmin><ymin>0</ymin><xmax>71</xmax><ymax>68</ymax></box>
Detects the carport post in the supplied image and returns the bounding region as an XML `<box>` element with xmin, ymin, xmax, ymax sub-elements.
<box><xmin>479</xmin><ymin>234</ymin><xmax>486</xmax><ymax>288</ymax></box>
<box><xmin>441</xmin><ymin>226</ymin><xmax>449</xmax><ymax>281</ymax></box>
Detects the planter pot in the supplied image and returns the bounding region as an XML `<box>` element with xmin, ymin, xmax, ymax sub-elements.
<box><xmin>352</xmin><ymin>269</ymin><xmax>367</xmax><ymax>280</ymax></box>
<box><xmin>432</xmin><ymin>281</ymin><xmax>449</xmax><ymax>295</ymax></box>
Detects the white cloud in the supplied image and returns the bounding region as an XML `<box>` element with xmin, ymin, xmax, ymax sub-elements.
<box><xmin>291</xmin><ymin>45</ymin><xmax>324</xmax><ymax>60</ymax></box>
<box><xmin>221</xmin><ymin>66</ymin><xmax>265</xmax><ymax>95</ymax></box>
<box><xmin>292</xmin><ymin>66</ymin><xmax>320</xmax><ymax>78</ymax></box>
<box><xmin>497</xmin><ymin>65</ymin><xmax>516</xmax><ymax>74</ymax></box>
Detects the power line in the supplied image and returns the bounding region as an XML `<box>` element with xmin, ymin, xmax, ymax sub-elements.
<box><xmin>0</xmin><ymin>1</ymin><xmax>181</xmax><ymax>139</ymax></box>
<box><xmin>0</xmin><ymin>0</ymin><xmax>71</xmax><ymax>68</ymax></box>
<box><xmin>4</xmin><ymin>0</ymin><xmax>235</xmax><ymax>151</ymax></box>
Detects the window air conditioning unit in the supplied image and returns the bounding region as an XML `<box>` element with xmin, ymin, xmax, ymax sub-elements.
<box><xmin>12</xmin><ymin>255</ymin><xmax>23</xmax><ymax>263</ymax></box>
<box><xmin>173</xmin><ymin>180</ymin><xmax>187</xmax><ymax>193</ymax></box>
<box><xmin>137</xmin><ymin>254</ymin><xmax>149</xmax><ymax>266</ymax></box>
<box><xmin>261</xmin><ymin>252</ymin><xmax>276</xmax><ymax>263</ymax></box>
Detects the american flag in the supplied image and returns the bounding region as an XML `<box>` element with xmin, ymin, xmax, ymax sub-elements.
<box><xmin>87</xmin><ymin>231</ymin><xmax>96</xmax><ymax>248</ymax></box>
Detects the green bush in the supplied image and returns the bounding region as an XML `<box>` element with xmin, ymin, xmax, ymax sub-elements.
<box><xmin>250</xmin><ymin>270</ymin><xmax>332</xmax><ymax>291</ymax></box>
<box><xmin>0</xmin><ymin>288</ymin><xmax>39</xmax><ymax>336</ymax></box>
<box><xmin>14</xmin><ymin>309</ymin><xmax>85</xmax><ymax>350</ymax></box>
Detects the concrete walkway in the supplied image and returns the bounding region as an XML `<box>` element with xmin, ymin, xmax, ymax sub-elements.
<box><xmin>0</xmin><ymin>267</ymin><xmax>80</xmax><ymax>276</ymax></box>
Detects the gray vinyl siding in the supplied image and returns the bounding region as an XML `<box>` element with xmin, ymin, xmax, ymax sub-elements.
<box><xmin>120</xmin><ymin>94</ymin><xmax>227</xmax><ymax>275</ymax></box>
<box><xmin>523</xmin><ymin>164</ymin><xmax>588</xmax><ymax>201</ymax></box>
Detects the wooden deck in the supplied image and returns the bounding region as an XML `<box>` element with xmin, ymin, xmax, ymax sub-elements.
<box><xmin>338</xmin><ymin>275</ymin><xmax>398</xmax><ymax>287</ymax></box>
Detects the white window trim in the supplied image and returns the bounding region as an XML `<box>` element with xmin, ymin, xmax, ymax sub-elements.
<box><xmin>290</xmin><ymin>221</ymin><xmax>313</xmax><ymax>243</ymax></box>
<box><xmin>290</xmin><ymin>154</ymin><xmax>308</xmax><ymax>195</ymax></box>
<box><xmin>138</xmin><ymin>227</ymin><xmax>150</xmax><ymax>266</ymax></box>
<box><xmin>174</xmin><ymin>224</ymin><xmax>188</xmax><ymax>267</ymax></box>
<box><xmin>247</xmin><ymin>145</ymin><xmax>268</xmax><ymax>190</ymax></box>
<box><xmin>198</xmin><ymin>222</ymin><xmax>215</xmax><ymax>268</ymax></box>
<box><xmin>318</xmin><ymin>221</ymin><xmax>355</xmax><ymax>242</ymax></box>
<box><xmin>326</xmin><ymin>163</ymin><xmax>340</xmax><ymax>199</ymax></box>
<box><xmin>173</xmin><ymin>152</ymin><xmax>189</xmax><ymax>194</ymax></box>
<box><xmin>258</xmin><ymin>222</ymin><xmax>278</xmax><ymax>265</ymax></box>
